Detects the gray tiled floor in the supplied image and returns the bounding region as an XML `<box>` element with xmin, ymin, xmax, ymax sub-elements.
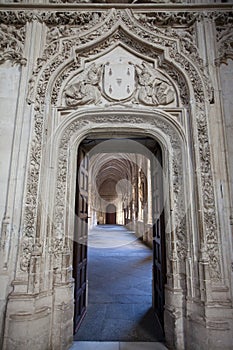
<box><xmin>74</xmin><ymin>225</ymin><xmax>165</xmax><ymax>343</ymax></box>
<box><xmin>70</xmin><ymin>341</ymin><xmax>169</xmax><ymax>350</ymax></box>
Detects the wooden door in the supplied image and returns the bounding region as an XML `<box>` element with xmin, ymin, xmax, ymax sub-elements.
<box><xmin>106</xmin><ymin>204</ymin><xmax>116</xmax><ymax>224</ymax></box>
<box><xmin>151</xmin><ymin>147</ymin><xmax>166</xmax><ymax>327</ymax></box>
<box><xmin>73</xmin><ymin>146</ymin><xmax>89</xmax><ymax>333</ymax></box>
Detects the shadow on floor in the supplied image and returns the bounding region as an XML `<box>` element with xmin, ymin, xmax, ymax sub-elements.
<box><xmin>74</xmin><ymin>307</ymin><xmax>164</xmax><ymax>342</ymax></box>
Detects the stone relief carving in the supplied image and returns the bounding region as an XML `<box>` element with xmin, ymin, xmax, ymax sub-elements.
<box><xmin>172</xmin><ymin>149</ymin><xmax>186</xmax><ymax>260</ymax></box>
<box><xmin>135</xmin><ymin>11</ymin><xmax>199</xmax><ymax>27</ymax></box>
<box><xmin>20</xmin><ymin>114</ymin><xmax>43</xmax><ymax>271</ymax></box>
<box><xmin>45</xmin><ymin>12</ymin><xmax>106</xmax><ymax>43</ymax></box>
<box><xmin>0</xmin><ymin>10</ymin><xmax>106</xmax><ymax>27</ymax></box>
<box><xmin>0</xmin><ymin>23</ymin><xmax>26</xmax><ymax>66</ymax></box>
<box><xmin>160</xmin><ymin>61</ymin><xmax>189</xmax><ymax>105</ymax></box>
<box><xmin>134</xmin><ymin>62</ymin><xmax>175</xmax><ymax>105</ymax></box>
<box><xmin>133</xmin><ymin>12</ymin><xmax>209</xmax><ymax>95</ymax></box>
<box><xmin>217</xmin><ymin>31</ymin><xmax>233</xmax><ymax>65</ymax></box>
<box><xmin>196</xmin><ymin>106</ymin><xmax>221</xmax><ymax>279</ymax></box>
<box><xmin>64</xmin><ymin>60</ymin><xmax>175</xmax><ymax>106</ymax></box>
<box><xmin>65</xmin><ymin>63</ymin><xmax>102</xmax><ymax>106</ymax></box>
<box><xmin>215</xmin><ymin>11</ymin><xmax>233</xmax><ymax>27</ymax></box>
<box><xmin>215</xmin><ymin>13</ymin><xmax>233</xmax><ymax>65</ymax></box>
<box><xmin>25</xmin><ymin>9</ymin><xmax>200</xmax><ymax>109</ymax></box>
<box><xmin>16</xmin><ymin>8</ymin><xmax>224</xmax><ymax>280</ymax></box>
<box><xmin>52</xmin><ymin>114</ymin><xmax>187</xmax><ymax>262</ymax></box>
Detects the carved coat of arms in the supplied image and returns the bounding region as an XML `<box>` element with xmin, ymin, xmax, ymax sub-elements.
<box><xmin>64</xmin><ymin>60</ymin><xmax>175</xmax><ymax>107</ymax></box>
<box><xmin>103</xmin><ymin>61</ymin><xmax>135</xmax><ymax>101</ymax></box>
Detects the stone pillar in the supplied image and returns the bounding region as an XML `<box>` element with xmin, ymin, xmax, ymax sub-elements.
<box><xmin>1</xmin><ymin>19</ymin><xmax>55</xmax><ymax>350</ymax></box>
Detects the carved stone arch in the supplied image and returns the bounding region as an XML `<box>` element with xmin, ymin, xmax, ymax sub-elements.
<box><xmin>25</xmin><ymin>106</ymin><xmax>188</xmax><ymax>349</ymax></box>
<box><xmin>21</xmin><ymin>8</ymin><xmax>221</xmax><ymax>293</ymax></box>
<box><xmin>46</xmin><ymin>9</ymin><xmax>212</xmax><ymax>107</ymax></box>
<box><xmin>56</xmin><ymin>41</ymin><xmax>181</xmax><ymax>108</ymax></box>
<box><xmin>2</xmin><ymin>8</ymin><xmax>233</xmax><ymax>350</ymax></box>
<box><xmin>49</xmin><ymin>29</ymin><xmax>186</xmax><ymax>108</ymax></box>
<box><xmin>48</xmin><ymin>108</ymin><xmax>188</xmax><ymax>262</ymax></box>
<box><xmin>20</xmin><ymin>9</ymin><xmax>222</xmax><ymax>285</ymax></box>
<box><xmin>28</xmin><ymin>10</ymin><xmax>205</xmax><ymax>110</ymax></box>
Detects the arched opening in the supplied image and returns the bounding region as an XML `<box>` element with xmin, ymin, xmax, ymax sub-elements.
<box><xmin>73</xmin><ymin>133</ymin><xmax>166</xmax><ymax>341</ymax></box>
<box><xmin>105</xmin><ymin>204</ymin><xmax>117</xmax><ymax>225</ymax></box>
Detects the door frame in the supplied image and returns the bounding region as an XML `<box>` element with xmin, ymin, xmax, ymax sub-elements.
<box><xmin>73</xmin><ymin>145</ymin><xmax>89</xmax><ymax>333</ymax></box>
<box><xmin>52</xmin><ymin>108</ymin><xmax>189</xmax><ymax>349</ymax></box>
<box><xmin>74</xmin><ymin>135</ymin><xmax>167</xmax><ymax>333</ymax></box>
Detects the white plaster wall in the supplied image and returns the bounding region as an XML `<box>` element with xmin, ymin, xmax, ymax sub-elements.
<box><xmin>0</xmin><ymin>63</ymin><xmax>21</xmax><ymax>225</ymax></box>
<box><xmin>0</xmin><ymin>62</ymin><xmax>21</xmax><ymax>348</ymax></box>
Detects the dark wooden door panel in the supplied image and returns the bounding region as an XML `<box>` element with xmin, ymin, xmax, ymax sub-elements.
<box><xmin>73</xmin><ymin>146</ymin><xmax>89</xmax><ymax>333</ymax></box>
<box><xmin>106</xmin><ymin>204</ymin><xmax>116</xmax><ymax>224</ymax></box>
<box><xmin>152</xmin><ymin>147</ymin><xmax>166</xmax><ymax>327</ymax></box>
<box><xmin>106</xmin><ymin>212</ymin><xmax>116</xmax><ymax>224</ymax></box>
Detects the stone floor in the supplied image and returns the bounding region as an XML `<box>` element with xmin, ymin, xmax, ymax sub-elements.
<box><xmin>70</xmin><ymin>341</ymin><xmax>168</xmax><ymax>350</ymax></box>
<box><xmin>74</xmin><ymin>225</ymin><xmax>165</xmax><ymax>346</ymax></box>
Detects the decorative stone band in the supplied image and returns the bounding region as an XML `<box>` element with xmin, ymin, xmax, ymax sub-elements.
<box><xmin>20</xmin><ymin>114</ymin><xmax>44</xmax><ymax>271</ymax></box>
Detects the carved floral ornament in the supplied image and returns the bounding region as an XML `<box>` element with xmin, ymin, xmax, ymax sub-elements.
<box><xmin>0</xmin><ymin>23</ymin><xmax>26</xmax><ymax>66</ymax></box>
<box><xmin>215</xmin><ymin>12</ymin><xmax>233</xmax><ymax>65</ymax></box>
<box><xmin>17</xmin><ymin>9</ymin><xmax>222</xmax><ymax>281</ymax></box>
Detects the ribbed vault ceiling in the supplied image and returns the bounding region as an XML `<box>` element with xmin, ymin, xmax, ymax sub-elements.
<box><xmin>80</xmin><ymin>136</ymin><xmax>159</xmax><ymax>196</ymax></box>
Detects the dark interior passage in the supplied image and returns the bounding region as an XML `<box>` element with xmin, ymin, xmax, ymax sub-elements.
<box><xmin>74</xmin><ymin>225</ymin><xmax>164</xmax><ymax>342</ymax></box>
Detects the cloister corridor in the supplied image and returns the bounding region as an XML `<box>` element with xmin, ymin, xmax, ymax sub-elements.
<box><xmin>71</xmin><ymin>225</ymin><xmax>167</xmax><ymax>350</ymax></box>
<box><xmin>72</xmin><ymin>136</ymin><xmax>167</xmax><ymax>348</ymax></box>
